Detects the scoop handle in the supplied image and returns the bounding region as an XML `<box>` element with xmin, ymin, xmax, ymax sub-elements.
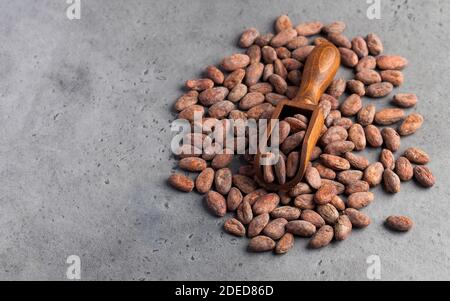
<box><xmin>293</xmin><ymin>42</ymin><xmax>341</xmax><ymax>105</ymax></box>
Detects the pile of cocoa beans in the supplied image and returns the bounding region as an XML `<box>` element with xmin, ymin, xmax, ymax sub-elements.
<box><xmin>169</xmin><ymin>16</ymin><xmax>435</xmax><ymax>254</ymax></box>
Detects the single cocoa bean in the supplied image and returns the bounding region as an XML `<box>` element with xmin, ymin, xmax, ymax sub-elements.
<box><xmin>376</xmin><ymin>55</ymin><xmax>408</xmax><ymax>70</ymax></box>
<box><xmin>334</xmin><ymin>215</ymin><xmax>352</xmax><ymax>241</ymax></box>
<box><xmin>316</xmin><ymin>203</ymin><xmax>340</xmax><ymax>225</ymax></box>
<box><xmin>271</xmin><ymin>28</ymin><xmax>297</xmax><ymax>47</ymax></box>
<box><xmin>221</xmin><ymin>54</ymin><xmax>250</xmax><ymax>71</ymax></box>
<box><xmin>237</xmin><ymin>201</ymin><xmax>253</xmax><ymax>225</ymax></box>
<box><xmin>365</xmin><ymin>125</ymin><xmax>383</xmax><ymax>148</ymax></box>
<box><xmin>395</xmin><ymin>157</ymin><xmax>414</xmax><ymax>181</ymax></box>
<box><xmin>253</xmin><ymin>193</ymin><xmax>280</xmax><ymax>215</ymax></box>
<box><xmin>347</xmin><ymin>192</ymin><xmax>374</xmax><ymax>209</ymax></box>
<box><xmin>348</xmin><ymin>124</ymin><xmax>366</xmax><ymax>151</ymax></box>
<box><xmin>380</xmin><ymin>149</ymin><xmax>395</xmax><ymax>170</ymax></box>
<box><xmin>232</xmin><ymin>174</ymin><xmax>258</xmax><ymax>194</ymax></box>
<box><xmin>380</xmin><ymin>70</ymin><xmax>404</xmax><ymax>86</ymax></box>
<box><xmin>239</xmin><ymin>28</ymin><xmax>260</xmax><ymax>48</ymax></box>
<box><xmin>263</xmin><ymin>218</ymin><xmax>288</xmax><ymax>240</ymax></box>
<box><xmin>404</xmin><ymin>148</ymin><xmax>430</xmax><ymax>165</ymax></box>
<box><xmin>345</xmin><ymin>180</ymin><xmax>370</xmax><ymax>195</ymax></box>
<box><xmin>340</xmin><ymin>94</ymin><xmax>362</xmax><ymax>116</ymax></box>
<box><xmin>196</xmin><ymin>168</ymin><xmax>215</xmax><ymax>194</ymax></box>
<box><xmin>320</xmin><ymin>154</ymin><xmax>350</xmax><ymax>171</ymax></box>
<box><xmin>309</xmin><ymin>225</ymin><xmax>334</xmax><ymax>249</ymax></box>
<box><xmin>295</xmin><ymin>21</ymin><xmax>323</xmax><ymax>36</ymax></box>
<box><xmin>366</xmin><ymin>33</ymin><xmax>383</xmax><ymax>56</ymax></box>
<box><xmin>275</xmin><ymin>233</ymin><xmax>294</xmax><ymax>254</ymax></box>
<box><xmin>271</xmin><ymin>206</ymin><xmax>301</xmax><ymax>221</ymax></box>
<box><xmin>248</xmin><ymin>236</ymin><xmax>276</xmax><ymax>252</ymax></box>
<box><xmin>398</xmin><ymin>113</ymin><xmax>424</xmax><ymax>136</ymax></box>
<box><xmin>345</xmin><ymin>152</ymin><xmax>370</xmax><ymax>170</ymax></box>
<box><xmin>364</xmin><ymin>162</ymin><xmax>384</xmax><ymax>187</ymax></box>
<box><xmin>294</xmin><ymin>194</ymin><xmax>315</xmax><ymax>210</ymax></box>
<box><xmin>383</xmin><ymin>169</ymin><xmax>401</xmax><ymax>193</ymax></box>
<box><xmin>168</xmin><ymin>173</ymin><xmax>194</xmax><ymax>192</ymax></box>
<box><xmin>366</xmin><ymin>82</ymin><xmax>394</xmax><ymax>98</ymax></box>
<box><xmin>301</xmin><ymin>209</ymin><xmax>326</xmax><ymax>228</ymax></box>
<box><xmin>345</xmin><ymin>208</ymin><xmax>371</xmax><ymax>228</ymax></box>
<box><xmin>224</xmin><ymin>218</ymin><xmax>246</xmax><ymax>237</ymax></box>
<box><xmin>174</xmin><ymin>91</ymin><xmax>199</xmax><ymax>112</ymax></box>
<box><xmin>393</xmin><ymin>93</ymin><xmax>417</xmax><ymax>108</ymax></box>
<box><xmin>352</xmin><ymin>36</ymin><xmax>369</xmax><ymax>58</ymax></box>
<box><xmin>226</xmin><ymin>188</ymin><xmax>242</xmax><ymax>211</ymax></box>
<box><xmin>185</xmin><ymin>78</ymin><xmax>214</xmax><ymax>91</ymax></box>
<box><xmin>381</xmin><ymin>127</ymin><xmax>401</xmax><ymax>152</ymax></box>
<box><xmin>385</xmin><ymin>216</ymin><xmax>413</xmax><ymax>232</ymax></box>
<box><xmin>357</xmin><ymin>104</ymin><xmax>376</xmax><ymax>126</ymax></box>
<box><xmin>248</xmin><ymin>213</ymin><xmax>270</xmax><ymax>238</ymax></box>
<box><xmin>414</xmin><ymin>166</ymin><xmax>435</xmax><ymax>188</ymax></box>
<box><xmin>205</xmin><ymin>191</ymin><xmax>227</xmax><ymax>217</ymax></box>
<box><xmin>339</xmin><ymin>47</ymin><xmax>359</xmax><ymax>67</ymax></box>
<box><xmin>286</xmin><ymin>220</ymin><xmax>316</xmax><ymax>237</ymax></box>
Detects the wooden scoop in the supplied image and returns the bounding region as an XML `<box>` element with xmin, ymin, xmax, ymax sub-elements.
<box><xmin>255</xmin><ymin>42</ymin><xmax>341</xmax><ymax>191</ymax></box>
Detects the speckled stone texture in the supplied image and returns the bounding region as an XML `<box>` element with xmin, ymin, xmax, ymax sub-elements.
<box><xmin>0</xmin><ymin>0</ymin><xmax>449</xmax><ymax>280</ymax></box>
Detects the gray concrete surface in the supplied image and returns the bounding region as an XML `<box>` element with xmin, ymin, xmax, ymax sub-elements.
<box><xmin>0</xmin><ymin>0</ymin><xmax>449</xmax><ymax>281</ymax></box>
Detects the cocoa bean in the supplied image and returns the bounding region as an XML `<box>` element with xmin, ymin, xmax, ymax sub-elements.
<box><xmin>376</xmin><ymin>55</ymin><xmax>408</xmax><ymax>70</ymax></box>
<box><xmin>404</xmin><ymin>148</ymin><xmax>430</xmax><ymax>165</ymax></box>
<box><xmin>380</xmin><ymin>149</ymin><xmax>395</xmax><ymax>170</ymax></box>
<box><xmin>295</xmin><ymin>21</ymin><xmax>323</xmax><ymax>36</ymax></box>
<box><xmin>294</xmin><ymin>194</ymin><xmax>315</xmax><ymax>210</ymax></box>
<box><xmin>347</xmin><ymin>192</ymin><xmax>374</xmax><ymax>209</ymax></box>
<box><xmin>275</xmin><ymin>233</ymin><xmax>294</xmax><ymax>254</ymax></box>
<box><xmin>345</xmin><ymin>208</ymin><xmax>371</xmax><ymax>228</ymax></box>
<box><xmin>366</xmin><ymin>82</ymin><xmax>393</xmax><ymax>98</ymax></box>
<box><xmin>309</xmin><ymin>225</ymin><xmax>334</xmax><ymax>249</ymax></box>
<box><xmin>271</xmin><ymin>28</ymin><xmax>297</xmax><ymax>47</ymax></box>
<box><xmin>345</xmin><ymin>152</ymin><xmax>370</xmax><ymax>170</ymax></box>
<box><xmin>320</xmin><ymin>154</ymin><xmax>350</xmax><ymax>171</ymax></box>
<box><xmin>168</xmin><ymin>173</ymin><xmax>194</xmax><ymax>192</ymax></box>
<box><xmin>364</xmin><ymin>162</ymin><xmax>384</xmax><ymax>187</ymax></box>
<box><xmin>239</xmin><ymin>28</ymin><xmax>260</xmax><ymax>48</ymax></box>
<box><xmin>385</xmin><ymin>216</ymin><xmax>413</xmax><ymax>232</ymax></box>
<box><xmin>395</xmin><ymin>157</ymin><xmax>414</xmax><ymax>181</ymax></box>
<box><xmin>414</xmin><ymin>166</ymin><xmax>435</xmax><ymax>188</ymax></box>
<box><xmin>175</xmin><ymin>91</ymin><xmax>199</xmax><ymax>112</ymax></box>
<box><xmin>185</xmin><ymin>78</ymin><xmax>214</xmax><ymax>91</ymax></box>
<box><xmin>248</xmin><ymin>213</ymin><xmax>270</xmax><ymax>238</ymax></box>
<box><xmin>237</xmin><ymin>201</ymin><xmax>253</xmax><ymax>225</ymax></box>
<box><xmin>301</xmin><ymin>209</ymin><xmax>326</xmax><ymax>228</ymax></box>
<box><xmin>334</xmin><ymin>215</ymin><xmax>352</xmax><ymax>241</ymax></box>
<box><xmin>263</xmin><ymin>218</ymin><xmax>288</xmax><ymax>240</ymax></box>
<box><xmin>196</xmin><ymin>168</ymin><xmax>215</xmax><ymax>194</ymax></box>
<box><xmin>233</xmin><ymin>174</ymin><xmax>258</xmax><ymax>194</ymax></box>
<box><xmin>248</xmin><ymin>236</ymin><xmax>276</xmax><ymax>252</ymax></box>
<box><xmin>271</xmin><ymin>206</ymin><xmax>301</xmax><ymax>221</ymax></box>
<box><xmin>393</xmin><ymin>93</ymin><xmax>417</xmax><ymax>108</ymax></box>
<box><xmin>365</xmin><ymin>125</ymin><xmax>383</xmax><ymax>148</ymax></box>
<box><xmin>381</xmin><ymin>128</ymin><xmax>401</xmax><ymax>152</ymax></box>
<box><xmin>205</xmin><ymin>191</ymin><xmax>227</xmax><ymax>217</ymax></box>
<box><xmin>253</xmin><ymin>193</ymin><xmax>280</xmax><ymax>215</ymax></box>
<box><xmin>340</xmin><ymin>94</ymin><xmax>362</xmax><ymax>116</ymax></box>
<box><xmin>224</xmin><ymin>218</ymin><xmax>246</xmax><ymax>237</ymax></box>
<box><xmin>398</xmin><ymin>113</ymin><xmax>424</xmax><ymax>136</ymax></box>
<box><xmin>316</xmin><ymin>203</ymin><xmax>339</xmax><ymax>225</ymax></box>
<box><xmin>286</xmin><ymin>220</ymin><xmax>316</xmax><ymax>237</ymax></box>
<box><xmin>206</xmin><ymin>66</ymin><xmax>225</xmax><ymax>84</ymax></box>
<box><xmin>366</xmin><ymin>33</ymin><xmax>383</xmax><ymax>56</ymax></box>
<box><xmin>383</xmin><ymin>169</ymin><xmax>401</xmax><ymax>193</ymax></box>
<box><xmin>221</xmin><ymin>54</ymin><xmax>250</xmax><ymax>71</ymax></box>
